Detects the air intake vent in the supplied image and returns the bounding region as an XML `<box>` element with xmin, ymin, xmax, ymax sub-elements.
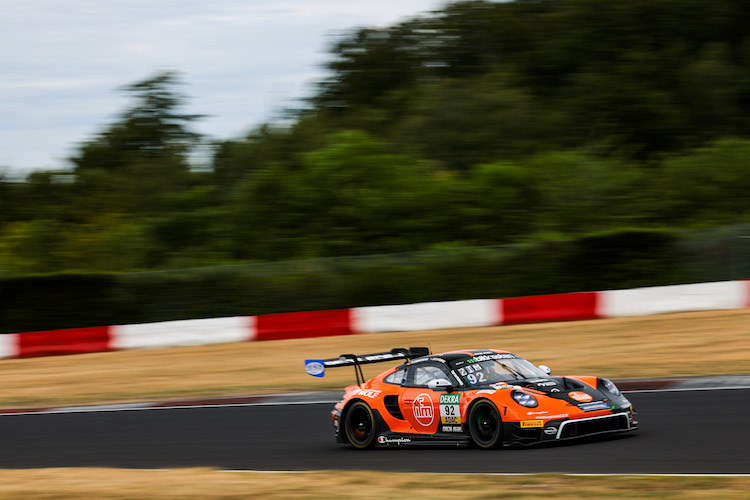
<box><xmin>563</xmin><ymin>377</ymin><xmax>585</xmax><ymax>390</ymax></box>
<box><xmin>384</xmin><ymin>395</ymin><xmax>404</xmax><ymax>420</ymax></box>
<box><xmin>559</xmin><ymin>414</ymin><xmax>629</xmax><ymax>439</ymax></box>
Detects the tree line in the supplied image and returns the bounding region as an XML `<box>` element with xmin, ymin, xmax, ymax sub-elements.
<box><xmin>2</xmin><ymin>0</ymin><xmax>750</xmax><ymax>276</ymax></box>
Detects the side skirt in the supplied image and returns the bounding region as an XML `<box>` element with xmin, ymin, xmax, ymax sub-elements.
<box><xmin>374</xmin><ymin>431</ymin><xmax>472</xmax><ymax>448</ymax></box>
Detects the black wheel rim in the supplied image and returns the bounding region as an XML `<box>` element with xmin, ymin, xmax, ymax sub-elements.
<box><xmin>471</xmin><ymin>403</ymin><xmax>500</xmax><ymax>447</ymax></box>
<box><xmin>348</xmin><ymin>405</ymin><xmax>373</xmax><ymax>445</ymax></box>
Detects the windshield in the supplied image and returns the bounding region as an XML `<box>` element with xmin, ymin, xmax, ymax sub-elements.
<box><xmin>450</xmin><ymin>354</ymin><xmax>547</xmax><ymax>386</ymax></box>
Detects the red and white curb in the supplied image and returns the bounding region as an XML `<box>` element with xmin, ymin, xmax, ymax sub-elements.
<box><xmin>2</xmin><ymin>280</ymin><xmax>749</xmax><ymax>359</ymax></box>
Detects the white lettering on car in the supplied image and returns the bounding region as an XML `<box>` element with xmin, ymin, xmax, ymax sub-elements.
<box><xmin>353</xmin><ymin>388</ymin><xmax>381</xmax><ymax>399</ymax></box>
<box><xmin>378</xmin><ymin>436</ymin><xmax>411</xmax><ymax>445</ymax></box>
<box><xmin>412</xmin><ymin>393</ymin><xmax>435</xmax><ymax>426</ymax></box>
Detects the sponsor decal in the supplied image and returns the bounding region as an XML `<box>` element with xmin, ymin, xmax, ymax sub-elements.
<box><xmin>304</xmin><ymin>360</ymin><xmax>325</xmax><ymax>377</ymax></box>
<box><xmin>325</xmin><ymin>352</ymin><xmax>406</xmax><ymax>367</ymax></box>
<box><xmin>442</xmin><ymin>425</ymin><xmax>463</xmax><ymax>433</ymax></box>
<box><xmin>440</xmin><ymin>393</ymin><xmax>461</xmax><ymax>424</ymax></box>
<box><xmin>456</xmin><ymin>353</ymin><xmax>516</xmax><ymax>367</ymax></box>
<box><xmin>323</xmin><ymin>358</ymin><xmax>349</xmax><ymax>367</ymax></box>
<box><xmin>412</xmin><ymin>393</ymin><xmax>435</xmax><ymax>426</ymax></box>
<box><xmin>378</xmin><ymin>436</ymin><xmax>412</xmax><ymax>445</ymax></box>
<box><xmin>536</xmin><ymin>381</ymin><xmax>558</xmax><ymax>387</ymax></box>
<box><xmin>579</xmin><ymin>401</ymin><xmax>609</xmax><ymax>412</ymax></box>
<box><xmin>459</xmin><ymin>364</ymin><xmax>485</xmax><ymax>376</ymax></box>
<box><xmin>520</xmin><ymin>420</ymin><xmax>544</xmax><ymax>428</ymax></box>
<box><xmin>362</xmin><ymin>353</ymin><xmax>398</xmax><ymax>362</ymax></box>
<box><xmin>440</xmin><ymin>394</ymin><xmax>460</xmax><ymax>404</ymax></box>
<box><xmin>466</xmin><ymin>353</ymin><xmax>517</xmax><ymax>364</ymax></box>
<box><xmin>536</xmin><ymin>414</ymin><xmax>569</xmax><ymax>420</ymax></box>
<box><xmin>527</xmin><ymin>410</ymin><xmax>548</xmax><ymax>415</ymax></box>
<box><xmin>476</xmin><ymin>389</ymin><xmax>497</xmax><ymax>395</ymax></box>
<box><xmin>568</xmin><ymin>391</ymin><xmax>593</xmax><ymax>402</ymax></box>
<box><xmin>353</xmin><ymin>388</ymin><xmax>381</xmax><ymax>399</ymax></box>
<box><xmin>544</xmin><ymin>427</ymin><xmax>558</xmax><ymax>436</ymax></box>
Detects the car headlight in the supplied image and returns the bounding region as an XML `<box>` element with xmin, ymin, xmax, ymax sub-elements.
<box><xmin>511</xmin><ymin>390</ymin><xmax>538</xmax><ymax>408</ymax></box>
<box><xmin>601</xmin><ymin>378</ymin><xmax>621</xmax><ymax>396</ymax></box>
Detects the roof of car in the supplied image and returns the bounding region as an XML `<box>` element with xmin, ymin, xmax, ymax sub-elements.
<box><xmin>412</xmin><ymin>348</ymin><xmax>515</xmax><ymax>364</ymax></box>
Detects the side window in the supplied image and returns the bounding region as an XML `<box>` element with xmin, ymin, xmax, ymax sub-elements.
<box><xmin>384</xmin><ymin>367</ymin><xmax>407</xmax><ymax>385</ymax></box>
<box><xmin>409</xmin><ymin>363</ymin><xmax>452</xmax><ymax>387</ymax></box>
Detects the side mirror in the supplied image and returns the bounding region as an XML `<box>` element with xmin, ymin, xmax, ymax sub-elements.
<box><xmin>538</xmin><ymin>365</ymin><xmax>552</xmax><ymax>375</ymax></box>
<box><xmin>428</xmin><ymin>379</ymin><xmax>453</xmax><ymax>392</ymax></box>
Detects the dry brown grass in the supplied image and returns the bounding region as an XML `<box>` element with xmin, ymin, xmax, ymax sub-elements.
<box><xmin>0</xmin><ymin>469</ymin><xmax>747</xmax><ymax>499</ymax></box>
<box><xmin>0</xmin><ymin>308</ymin><xmax>748</xmax><ymax>409</ymax></box>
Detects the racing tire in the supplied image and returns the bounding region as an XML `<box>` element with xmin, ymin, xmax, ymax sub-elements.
<box><xmin>344</xmin><ymin>401</ymin><xmax>379</xmax><ymax>449</ymax></box>
<box><xmin>468</xmin><ymin>400</ymin><xmax>502</xmax><ymax>449</ymax></box>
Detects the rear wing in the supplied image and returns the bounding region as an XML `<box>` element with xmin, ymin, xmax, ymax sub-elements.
<box><xmin>305</xmin><ymin>347</ymin><xmax>430</xmax><ymax>385</ymax></box>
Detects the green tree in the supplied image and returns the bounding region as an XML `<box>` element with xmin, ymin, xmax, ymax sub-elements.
<box><xmin>526</xmin><ymin>151</ymin><xmax>647</xmax><ymax>235</ymax></box>
<box><xmin>656</xmin><ymin>138</ymin><xmax>750</xmax><ymax>226</ymax></box>
<box><xmin>71</xmin><ymin>71</ymin><xmax>203</xmax><ymax>172</ymax></box>
<box><xmin>395</xmin><ymin>70</ymin><xmax>564</xmax><ymax>170</ymax></box>
<box><xmin>225</xmin><ymin>130</ymin><xmax>437</xmax><ymax>259</ymax></box>
<box><xmin>469</xmin><ymin>160</ymin><xmax>536</xmax><ymax>241</ymax></box>
<box><xmin>297</xmin><ymin>130</ymin><xmax>431</xmax><ymax>255</ymax></box>
<box><xmin>69</xmin><ymin>71</ymin><xmax>204</xmax><ymax>216</ymax></box>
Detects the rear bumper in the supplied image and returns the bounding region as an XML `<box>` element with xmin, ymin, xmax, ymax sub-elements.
<box><xmin>331</xmin><ymin>407</ymin><xmax>344</xmax><ymax>443</ymax></box>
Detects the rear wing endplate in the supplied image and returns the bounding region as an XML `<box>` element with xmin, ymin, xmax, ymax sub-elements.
<box><xmin>305</xmin><ymin>347</ymin><xmax>430</xmax><ymax>385</ymax></box>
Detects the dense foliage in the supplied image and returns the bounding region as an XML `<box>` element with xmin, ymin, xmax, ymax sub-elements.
<box><xmin>3</xmin><ymin>0</ymin><xmax>750</xmax><ymax>277</ymax></box>
<box><xmin>0</xmin><ymin>230</ymin><xmax>693</xmax><ymax>333</ymax></box>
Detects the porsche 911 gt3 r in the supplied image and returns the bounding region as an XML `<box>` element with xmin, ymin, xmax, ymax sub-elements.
<box><xmin>305</xmin><ymin>347</ymin><xmax>637</xmax><ymax>449</ymax></box>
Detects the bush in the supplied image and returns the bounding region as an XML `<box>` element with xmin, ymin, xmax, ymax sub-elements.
<box><xmin>0</xmin><ymin>273</ymin><xmax>121</xmax><ymax>333</ymax></box>
<box><xmin>564</xmin><ymin>228</ymin><xmax>687</xmax><ymax>291</ymax></box>
<box><xmin>0</xmin><ymin>228</ymin><xmax>726</xmax><ymax>333</ymax></box>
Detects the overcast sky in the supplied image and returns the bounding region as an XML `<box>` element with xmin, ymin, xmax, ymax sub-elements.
<box><xmin>1</xmin><ymin>0</ymin><xmax>450</xmax><ymax>175</ymax></box>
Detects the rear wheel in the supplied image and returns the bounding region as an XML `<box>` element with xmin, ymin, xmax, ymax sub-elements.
<box><xmin>468</xmin><ymin>400</ymin><xmax>502</xmax><ymax>449</ymax></box>
<box><xmin>344</xmin><ymin>401</ymin><xmax>378</xmax><ymax>449</ymax></box>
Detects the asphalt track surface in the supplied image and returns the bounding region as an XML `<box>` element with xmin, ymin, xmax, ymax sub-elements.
<box><xmin>0</xmin><ymin>389</ymin><xmax>748</xmax><ymax>474</ymax></box>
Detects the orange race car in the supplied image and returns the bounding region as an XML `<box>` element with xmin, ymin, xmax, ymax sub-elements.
<box><xmin>304</xmin><ymin>347</ymin><xmax>637</xmax><ymax>448</ymax></box>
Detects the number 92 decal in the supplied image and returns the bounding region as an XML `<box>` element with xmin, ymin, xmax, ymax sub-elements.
<box><xmin>439</xmin><ymin>393</ymin><xmax>461</xmax><ymax>424</ymax></box>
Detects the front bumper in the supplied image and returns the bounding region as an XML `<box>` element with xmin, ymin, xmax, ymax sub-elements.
<box><xmin>505</xmin><ymin>408</ymin><xmax>638</xmax><ymax>445</ymax></box>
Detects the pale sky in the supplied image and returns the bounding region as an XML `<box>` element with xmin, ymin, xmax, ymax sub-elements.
<box><xmin>1</xmin><ymin>0</ymin><xmax>450</xmax><ymax>175</ymax></box>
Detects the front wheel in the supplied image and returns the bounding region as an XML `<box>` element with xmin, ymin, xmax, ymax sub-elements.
<box><xmin>344</xmin><ymin>401</ymin><xmax>378</xmax><ymax>449</ymax></box>
<box><xmin>468</xmin><ymin>400</ymin><xmax>502</xmax><ymax>449</ymax></box>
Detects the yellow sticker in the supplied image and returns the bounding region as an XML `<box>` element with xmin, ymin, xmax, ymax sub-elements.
<box><xmin>441</xmin><ymin>416</ymin><xmax>461</xmax><ymax>424</ymax></box>
<box><xmin>520</xmin><ymin>420</ymin><xmax>544</xmax><ymax>428</ymax></box>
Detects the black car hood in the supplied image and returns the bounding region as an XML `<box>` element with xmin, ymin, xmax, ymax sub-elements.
<box><xmin>506</xmin><ymin>376</ymin><xmax>610</xmax><ymax>405</ymax></box>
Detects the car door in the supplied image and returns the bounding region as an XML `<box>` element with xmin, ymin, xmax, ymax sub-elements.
<box><xmin>399</xmin><ymin>362</ymin><xmax>453</xmax><ymax>434</ymax></box>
